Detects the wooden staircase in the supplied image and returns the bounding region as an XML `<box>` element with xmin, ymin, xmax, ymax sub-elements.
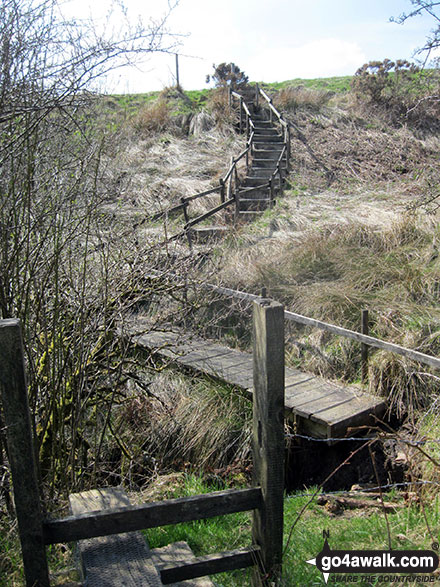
<box><xmin>164</xmin><ymin>86</ymin><xmax>291</xmax><ymax>245</ymax></box>
<box><xmin>229</xmin><ymin>86</ymin><xmax>290</xmax><ymax>221</ymax></box>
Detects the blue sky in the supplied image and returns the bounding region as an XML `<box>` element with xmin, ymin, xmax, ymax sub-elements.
<box><xmin>73</xmin><ymin>0</ymin><xmax>440</xmax><ymax>92</ymax></box>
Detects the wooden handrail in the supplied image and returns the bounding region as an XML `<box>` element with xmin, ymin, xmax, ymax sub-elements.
<box><xmin>184</xmin><ymin>197</ymin><xmax>235</xmax><ymax>228</ymax></box>
<box><xmin>203</xmin><ymin>282</ymin><xmax>440</xmax><ymax>371</ymax></box>
<box><xmin>182</xmin><ymin>185</ymin><xmax>221</xmax><ymax>203</ymax></box>
<box><xmin>258</xmin><ymin>87</ymin><xmax>288</xmax><ymax>128</ymax></box>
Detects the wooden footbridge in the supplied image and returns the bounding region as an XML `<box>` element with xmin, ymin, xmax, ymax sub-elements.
<box><xmin>134</xmin><ymin>326</ymin><xmax>385</xmax><ymax>440</ymax></box>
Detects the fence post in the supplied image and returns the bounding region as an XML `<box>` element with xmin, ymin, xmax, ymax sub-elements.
<box><xmin>0</xmin><ymin>319</ymin><xmax>50</xmax><ymax>586</ymax></box>
<box><xmin>181</xmin><ymin>197</ymin><xmax>193</xmax><ymax>251</ymax></box>
<box><xmin>252</xmin><ymin>299</ymin><xmax>285</xmax><ymax>585</ymax></box>
<box><xmin>269</xmin><ymin>178</ymin><xmax>275</xmax><ymax>207</ymax></box>
<box><xmin>361</xmin><ymin>309</ymin><xmax>369</xmax><ymax>384</ymax></box>
<box><xmin>219</xmin><ymin>178</ymin><xmax>225</xmax><ymax>204</ymax></box>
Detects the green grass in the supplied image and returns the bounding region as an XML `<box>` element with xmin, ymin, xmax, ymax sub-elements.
<box><xmin>258</xmin><ymin>76</ymin><xmax>353</xmax><ymax>93</ymax></box>
<box><xmin>103</xmin><ymin>75</ymin><xmax>353</xmax><ymax>117</ymax></box>
<box><xmin>144</xmin><ymin>474</ymin><xmax>440</xmax><ymax>586</ymax></box>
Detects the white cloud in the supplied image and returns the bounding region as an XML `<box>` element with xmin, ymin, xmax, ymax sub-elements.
<box><xmin>245</xmin><ymin>38</ymin><xmax>367</xmax><ymax>82</ymax></box>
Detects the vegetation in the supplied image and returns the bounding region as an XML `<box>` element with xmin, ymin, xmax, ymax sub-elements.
<box><xmin>1</xmin><ymin>3</ymin><xmax>440</xmax><ymax>578</ymax></box>
<box><xmin>207</xmin><ymin>62</ymin><xmax>249</xmax><ymax>90</ymax></box>
<box><xmin>145</xmin><ymin>474</ymin><xmax>440</xmax><ymax>586</ymax></box>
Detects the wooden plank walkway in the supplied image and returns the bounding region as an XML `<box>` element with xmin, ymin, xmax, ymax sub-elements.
<box><xmin>133</xmin><ymin>328</ymin><xmax>386</xmax><ymax>439</ymax></box>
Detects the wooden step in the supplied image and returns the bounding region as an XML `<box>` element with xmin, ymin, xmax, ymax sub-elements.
<box><xmin>253</xmin><ymin>121</ymin><xmax>274</xmax><ymax>129</ymax></box>
<box><xmin>249</xmin><ymin>168</ymin><xmax>277</xmax><ymax>178</ymax></box>
<box><xmin>252</xmin><ymin>158</ymin><xmax>280</xmax><ymax>169</ymax></box>
<box><xmin>150</xmin><ymin>542</ymin><xmax>214</xmax><ymax>586</ymax></box>
<box><xmin>243</xmin><ymin>176</ymin><xmax>280</xmax><ymax>188</ymax></box>
<box><xmin>69</xmin><ymin>488</ymin><xmax>162</xmax><ymax>587</ymax></box>
<box><xmin>237</xmin><ymin>186</ymin><xmax>269</xmax><ymax>199</ymax></box>
<box><xmin>238</xmin><ymin>198</ymin><xmax>271</xmax><ymax>211</ymax></box>
<box><xmin>253</xmin><ymin>143</ymin><xmax>285</xmax><ymax>154</ymax></box>
<box><xmin>192</xmin><ymin>226</ymin><xmax>229</xmax><ymax>242</ymax></box>
<box><xmin>242</xmin><ymin>177</ymin><xmax>272</xmax><ymax>188</ymax></box>
<box><xmin>253</xmin><ymin>133</ymin><xmax>282</xmax><ymax>142</ymax></box>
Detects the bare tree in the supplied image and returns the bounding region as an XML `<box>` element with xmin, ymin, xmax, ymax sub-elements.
<box><xmin>0</xmin><ymin>0</ymin><xmax>181</xmax><ymax>495</ymax></box>
<box><xmin>391</xmin><ymin>1</ymin><xmax>440</xmax><ymax>62</ymax></box>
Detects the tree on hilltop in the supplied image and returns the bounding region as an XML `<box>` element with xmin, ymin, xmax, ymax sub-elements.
<box><xmin>206</xmin><ymin>62</ymin><xmax>248</xmax><ymax>90</ymax></box>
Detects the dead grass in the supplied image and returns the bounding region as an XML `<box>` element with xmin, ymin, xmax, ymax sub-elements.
<box><xmin>213</xmin><ymin>215</ymin><xmax>440</xmax><ymax>413</ymax></box>
<box><xmin>106</xmin><ymin>369</ymin><xmax>252</xmax><ymax>488</ymax></box>
<box><xmin>132</xmin><ymin>99</ymin><xmax>172</xmax><ymax>134</ymax></box>
<box><xmin>282</xmin><ymin>93</ymin><xmax>440</xmax><ymax>194</ymax></box>
<box><xmin>274</xmin><ymin>85</ymin><xmax>333</xmax><ymax>112</ymax></box>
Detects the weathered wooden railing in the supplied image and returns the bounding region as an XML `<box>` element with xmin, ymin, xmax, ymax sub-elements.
<box><xmin>230</xmin><ymin>85</ymin><xmax>291</xmax><ymax>208</ymax></box>
<box><xmin>201</xmin><ymin>283</ymin><xmax>440</xmax><ymax>374</ymax></box>
<box><xmin>141</xmin><ymin>267</ymin><xmax>440</xmax><ymax>376</ymax></box>
<box><xmin>0</xmin><ymin>298</ymin><xmax>285</xmax><ymax>586</ymax></box>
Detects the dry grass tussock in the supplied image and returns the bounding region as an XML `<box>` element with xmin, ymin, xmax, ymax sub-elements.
<box><xmin>214</xmin><ymin>216</ymin><xmax>440</xmax><ymax>412</ymax></box>
<box><xmin>132</xmin><ymin>99</ymin><xmax>172</xmax><ymax>134</ymax></box>
<box><xmin>274</xmin><ymin>85</ymin><xmax>333</xmax><ymax>112</ymax></box>
<box><xmin>106</xmin><ymin>120</ymin><xmax>245</xmax><ymax>231</ymax></box>
<box><xmin>102</xmin><ymin>370</ymin><xmax>252</xmax><ymax>488</ymax></box>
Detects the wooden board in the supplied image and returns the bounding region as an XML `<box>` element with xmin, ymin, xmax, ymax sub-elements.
<box><xmin>150</xmin><ymin>541</ymin><xmax>213</xmax><ymax>586</ymax></box>
<box><xmin>134</xmin><ymin>328</ymin><xmax>386</xmax><ymax>439</ymax></box>
<box><xmin>69</xmin><ymin>488</ymin><xmax>162</xmax><ymax>587</ymax></box>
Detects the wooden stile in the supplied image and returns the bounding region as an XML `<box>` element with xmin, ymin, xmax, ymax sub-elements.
<box><xmin>2</xmin><ymin>301</ymin><xmax>287</xmax><ymax>585</ymax></box>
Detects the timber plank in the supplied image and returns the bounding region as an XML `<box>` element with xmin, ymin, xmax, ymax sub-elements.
<box><xmin>150</xmin><ymin>541</ymin><xmax>214</xmax><ymax>586</ymax></box>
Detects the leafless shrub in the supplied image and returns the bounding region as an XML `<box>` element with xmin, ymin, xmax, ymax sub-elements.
<box><xmin>0</xmin><ymin>0</ymin><xmax>180</xmax><ymax>500</ymax></box>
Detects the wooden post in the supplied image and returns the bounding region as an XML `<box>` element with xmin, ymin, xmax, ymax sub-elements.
<box><xmin>255</xmin><ymin>83</ymin><xmax>259</xmax><ymax>111</ymax></box>
<box><xmin>234</xmin><ymin>189</ymin><xmax>239</xmax><ymax>223</ymax></box>
<box><xmin>269</xmin><ymin>178</ymin><xmax>275</xmax><ymax>207</ymax></box>
<box><xmin>0</xmin><ymin>320</ymin><xmax>50</xmax><ymax>586</ymax></box>
<box><xmin>252</xmin><ymin>299</ymin><xmax>285</xmax><ymax>585</ymax></box>
<box><xmin>219</xmin><ymin>178</ymin><xmax>225</xmax><ymax>204</ymax></box>
<box><xmin>361</xmin><ymin>309</ymin><xmax>369</xmax><ymax>384</ymax></box>
<box><xmin>239</xmin><ymin>98</ymin><xmax>243</xmax><ymax>133</ymax></box>
<box><xmin>175</xmin><ymin>53</ymin><xmax>180</xmax><ymax>89</ymax></box>
<box><xmin>181</xmin><ymin>198</ymin><xmax>193</xmax><ymax>251</ymax></box>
